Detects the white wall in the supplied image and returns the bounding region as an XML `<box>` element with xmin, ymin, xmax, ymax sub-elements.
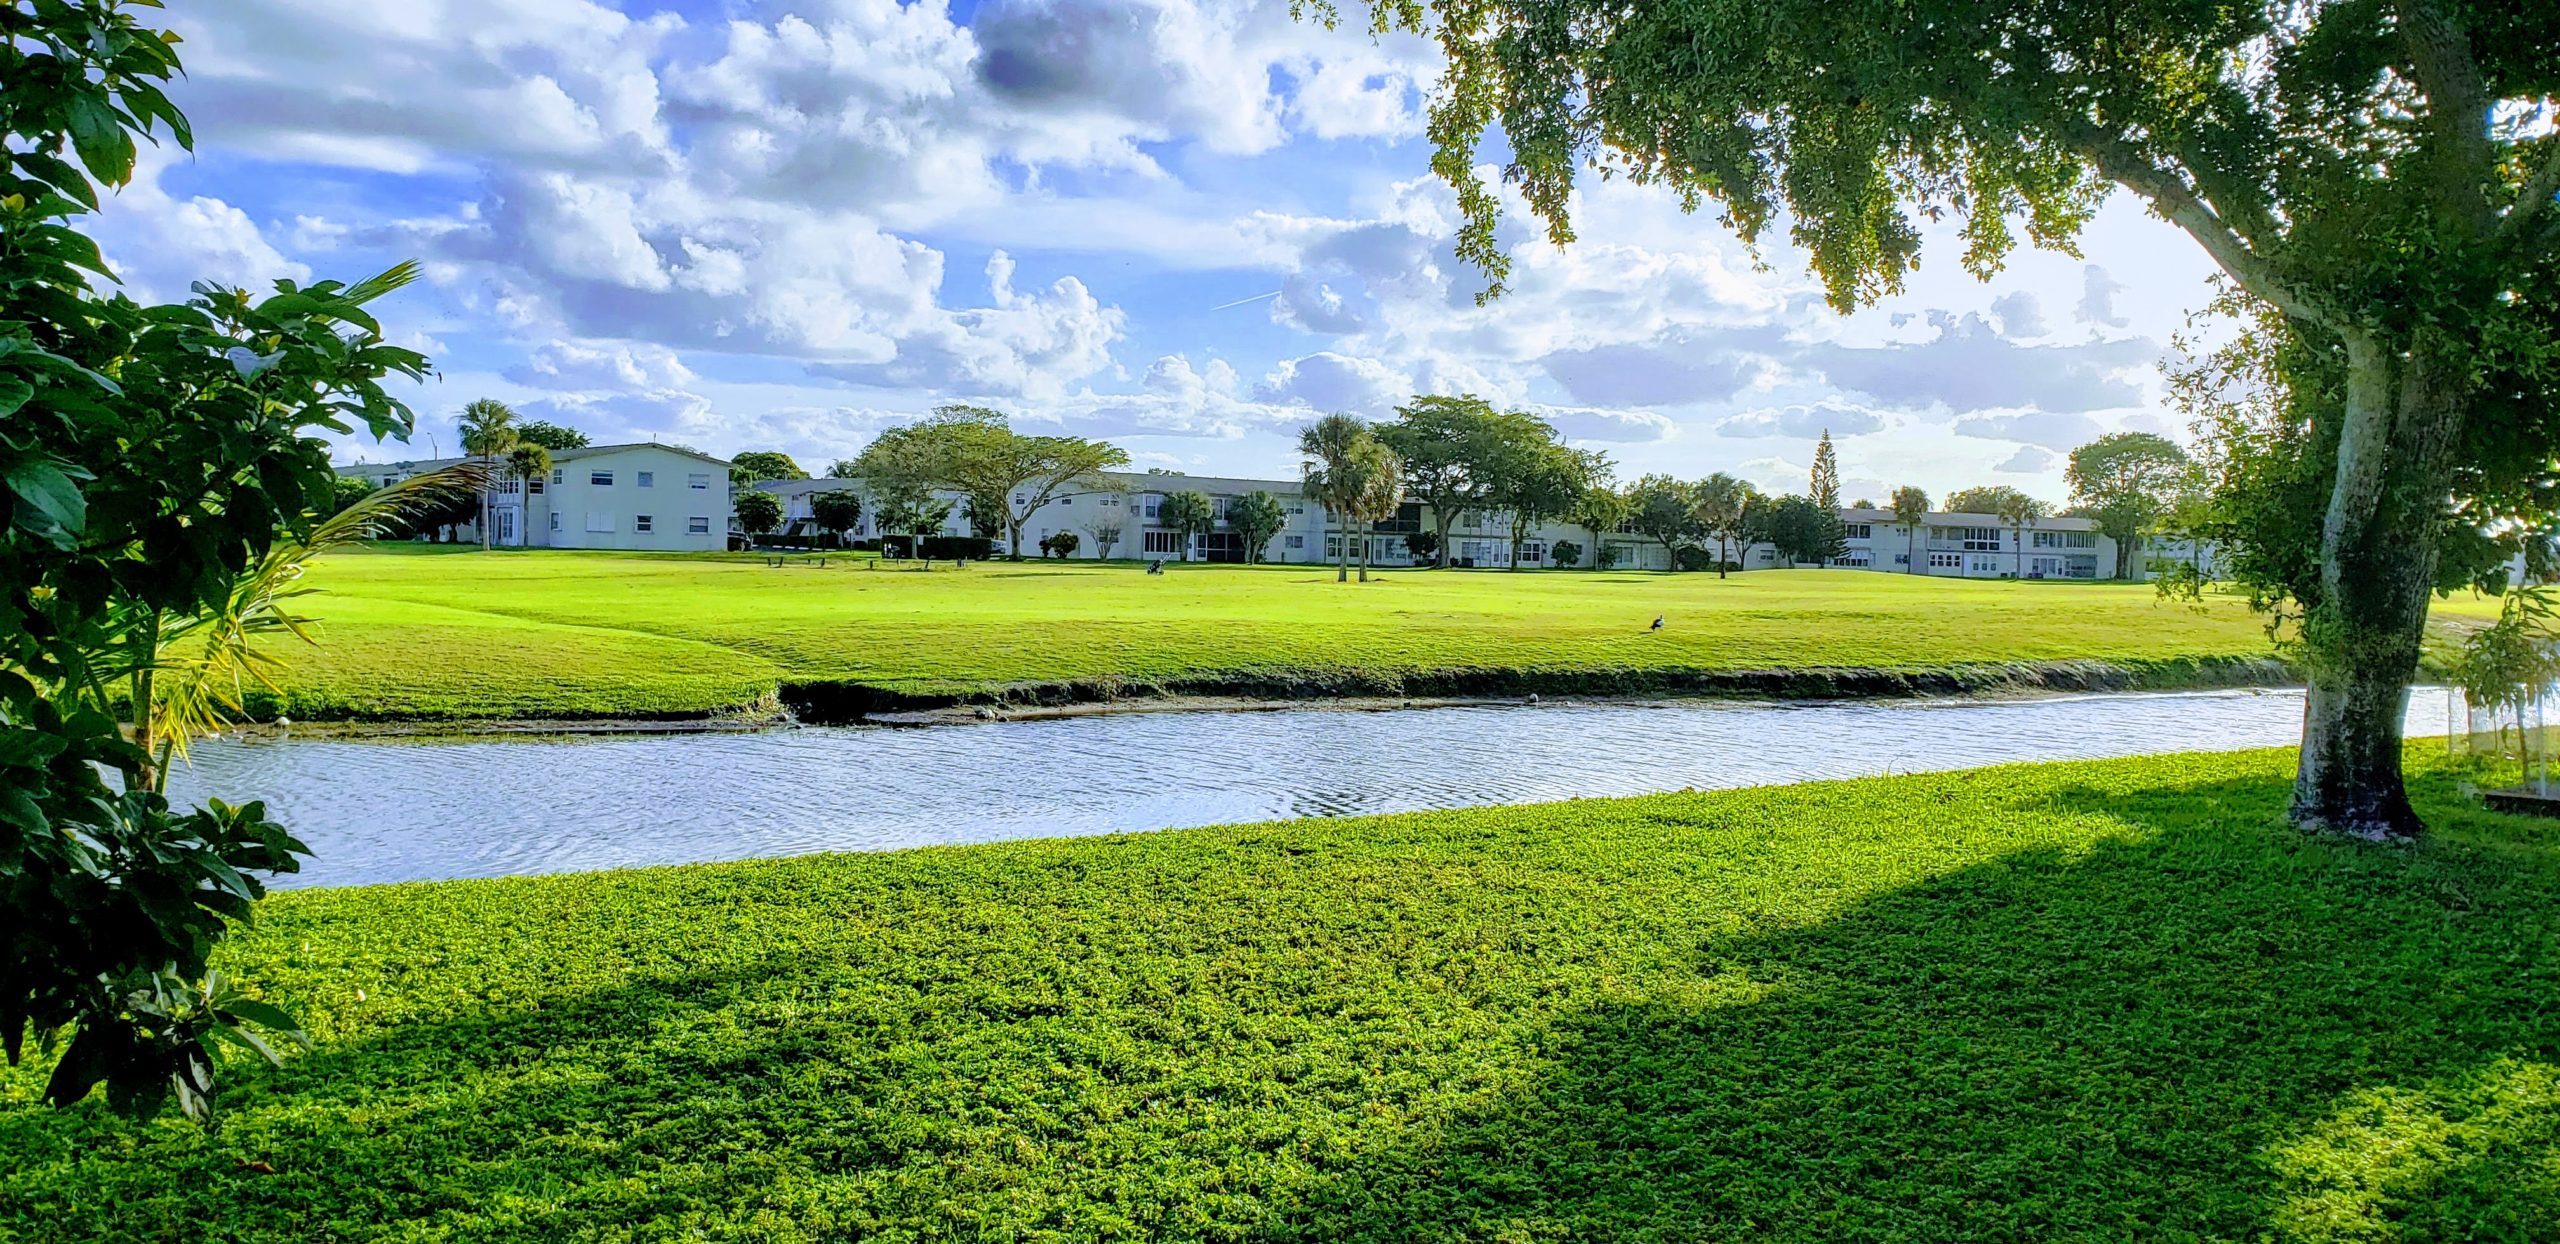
<box><xmin>531</xmin><ymin>446</ymin><xmax>731</xmax><ymax>552</ymax></box>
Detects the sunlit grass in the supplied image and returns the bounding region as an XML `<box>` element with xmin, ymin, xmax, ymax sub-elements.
<box><xmin>4</xmin><ymin>747</ymin><xmax>2553</xmax><ymax>1239</ymax></box>
<box><xmin>255</xmin><ymin>547</ymin><xmax>2298</xmax><ymax>719</ymax></box>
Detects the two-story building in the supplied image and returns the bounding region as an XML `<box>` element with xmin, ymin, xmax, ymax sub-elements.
<box><xmin>340</xmin><ymin>442</ymin><xmax>736</xmax><ymax>552</ymax></box>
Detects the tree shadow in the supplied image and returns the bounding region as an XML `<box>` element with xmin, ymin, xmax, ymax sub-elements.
<box><xmin>1253</xmin><ymin>768</ymin><xmax>2560</xmax><ymax>1241</ymax></box>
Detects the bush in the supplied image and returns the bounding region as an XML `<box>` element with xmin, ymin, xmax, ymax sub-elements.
<box><xmin>1552</xmin><ymin>540</ymin><xmax>1583</xmax><ymax>568</ymax></box>
<box><xmin>1597</xmin><ymin>543</ymin><xmax>1624</xmax><ymax>570</ymax></box>
<box><xmin>1040</xmin><ymin>531</ymin><xmax>1082</xmax><ymax>559</ymax></box>
<box><xmin>1675</xmin><ymin>546</ymin><xmax>1717</xmax><ymax>572</ymax></box>
<box><xmin>919</xmin><ymin>536</ymin><xmax>994</xmax><ymax>560</ymax></box>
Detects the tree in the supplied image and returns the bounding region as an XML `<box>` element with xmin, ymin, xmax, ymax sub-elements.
<box><xmin>869</xmin><ymin>405</ymin><xmax>1128</xmax><ymax>561</ymax></box>
<box><xmin>1569</xmin><ymin>486</ymin><xmax>1631</xmax><ymax>573</ymax></box>
<box><xmin>1996</xmin><ymin>491</ymin><xmax>2054</xmax><ymax>578</ymax></box>
<box><xmin>1228</xmin><ymin>490</ymin><xmax>1288</xmax><ymax>564</ymax></box>
<box><xmin>1081</xmin><ymin>516</ymin><xmax>1126</xmax><ymax>560</ymax></box>
<box><xmin>3</xmin><ymin>2</ymin><xmax>444</xmax><ymax>1119</ymax></box>
<box><xmin>1157</xmin><ymin>491</ymin><xmax>1214</xmax><ymax>562</ymax></box>
<box><xmin>513</xmin><ymin>420</ymin><xmax>589</xmax><ymax>451</ymax></box>
<box><xmin>733</xmin><ymin>490</ymin><xmax>784</xmax><ymax>542</ymax></box>
<box><xmin>808</xmin><ymin>490</ymin><xmax>864</xmax><ymax>546</ymax></box>
<box><xmin>1890</xmin><ymin>486</ymin><xmax>1932</xmax><ymax>575</ymax></box>
<box><xmin>456</xmin><ymin>398</ymin><xmax>518</xmax><ymax>552</ymax></box>
<box><xmin>1808</xmin><ymin>430</ymin><xmax>1843</xmax><ymax>565</ymax></box>
<box><xmin>1039</xmin><ymin>531</ymin><xmax>1082</xmax><ymax>559</ymax></box>
<box><xmin>874</xmin><ymin>493</ymin><xmax>952</xmax><ymax>559</ymax></box>
<box><xmin>1691</xmin><ymin>474</ymin><xmax>1761</xmax><ymax>578</ymax></box>
<box><xmin>961</xmin><ymin>490</ymin><xmax>1006</xmax><ymax>543</ymax></box>
<box><xmin>1321</xmin><ymin>0</ymin><xmax>2560</xmax><ymax>838</ymax></box>
<box><xmin>503</xmin><ymin>443</ymin><xmax>552</xmax><ymax>545</ymax></box>
<box><xmin>1375</xmin><ymin>394</ymin><xmax>1559</xmax><ymax>566</ymax></box>
<box><xmin>824</xmin><ymin>459</ymin><xmax>862</xmax><ymax>479</ymax></box>
<box><xmin>1759</xmin><ymin>495</ymin><xmax>1840</xmax><ymax>567</ymax></box>
<box><xmin>1551</xmin><ymin>539</ymin><xmax>1582</xmax><ymax>568</ymax></box>
<box><xmin>1299</xmin><ymin>414</ymin><xmax>1402</xmax><ymax>583</ymax></box>
<box><xmin>1404</xmin><ymin>529</ymin><xmax>1442</xmax><ymax>563</ymax></box>
<box><xmin>2068</xmin><ymin>433</ymin><xmax>2194</xmax><ymax>579</ymax></box>
<box><xmin>1626</xmin><ymin>476</ymin><xmax>1700</xmax><ymax>570</ymax></box>
<box><xmin>729</xmin><ymin>451</ymin><xmax>808</xmax><ymax>488</ymax></box>
<box><xmin>1485</xmin><ymin>428</ymin><xmax>1599</xmax><ymax>570</ymax></box>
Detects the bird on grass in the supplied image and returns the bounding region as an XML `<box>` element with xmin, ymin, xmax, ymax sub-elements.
<box><xmin>1650</xmin><ymin>615</ymin><xmax>1665</xmax><ymax>631</ymax></box>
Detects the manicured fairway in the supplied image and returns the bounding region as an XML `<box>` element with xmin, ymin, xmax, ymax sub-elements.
<box><xmin>251</xmin><ymin>547</ymin><xmax>2294</xmax><ymax>719</ymax></box>
<box><xmin>4</xmin><ymin>749</ymin><xmax>2554</xmax><ymax>1240</ymax></box>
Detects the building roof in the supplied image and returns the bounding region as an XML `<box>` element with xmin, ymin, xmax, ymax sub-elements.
<box><xmin>1839</xmin><ymin>507</ymin><xmax>2100</xmax><ymax>530</ymax></box>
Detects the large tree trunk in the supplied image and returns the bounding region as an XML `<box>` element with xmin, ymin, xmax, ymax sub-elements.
<box><xmin>2291</xmin><ymin>335</ymin><xmax>2468</xmax><ymax>839</ymax></box>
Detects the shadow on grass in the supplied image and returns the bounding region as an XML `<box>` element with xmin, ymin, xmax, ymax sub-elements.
<box><xmin>5</xmin><ymin>765</ymin><xmax>2555</xmax><ymax>1240</ymax></box>
<box><xmin>1252</xmin><ymin>768</ymin><xmax>2560</xmax><ymax>1241</ymax></box>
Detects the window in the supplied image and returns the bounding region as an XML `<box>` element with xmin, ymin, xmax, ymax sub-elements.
<box><xmin>1841</xmin><ymin>553</ymin><xmax>1872</xmax><ymax>567</ymax></box>
<box><xmin>1285</xmin><ymin>535</ymin><xmax>1304</xmax><ymax>549</ymax></box>
<box><xmin>590</xmin><ymin>470</ymin><xmax>613</xmax><ymax>486</ymax></box>
<box><xmin>585</xmin><ymin>511</ymin><xmax>614</xmax><ymax>533</ymax></box>
<box><xmin>1013</xmin><ymin>494</ymin><xmax>1026</xmax><ymax>507</ymax></box>
<box><xmin>637</xmin><ymin>471</ymin><xmax>654</xmax><ymax>488</ymax></box>
<box><xmin>551</xmin><ymin>468</ymin><xmax>563</xmax><ymax>485</ymax></box>
<box><xmin>688</xmin><ymin>516</ymin><xmax>710</xmax><ymax>534</ymax></box>
<box><xmin>636</xmin><ymin>515</ymin><xmax>654</xmax><ymax>533</ymax></box>
<box><xmin>549</xmin><ymin>512</ymin><xmax>561</xmax><ymax>532</ymax></box>
<box><xmin>2033</xmin><ymin>529</ymin><xmax>2098</xmax><ymax>549</ymax></box>
<box><xmin>1843</xmin><ymin>523</ymin><xmax>1872</xmax><ymax>540</ymax></box>
<box><xmin>379</xmin><ymin>475</ymin><xmax>397</xmax><ymax>487</ymax></box>
<box><xmin>1929</xmin><ymin>551</ymin><xmax>1962</xmax><ymax>569</ymax></box>
<box><xmin>1950</xmin><ymin>526</ymin><xmax>2000</xmax><ymax>551</ymax></box>
<box><xmin>526</xmin><ymin>476</ymin><xmax>544</xmax><ymax>495</ymax></box>
<box><xmin>1521</xmin><ymin>541</ymin><xmax>1545</xmax><ymax>563</ymax></box>
<box><xmin>689</xmin><ymin>472</ymin><xmax>710</xmax><ymax>490</ymax></box>
<box><xmin>1143</xmin><ymin>495</ymin><xmax>1161</xmax><ymax>518</ymax></box>
<box><xmin>1060</xmin><ymin>495</ymin><xmax>1073</xmax><ymax>505</ymax></box>
<box><xmin>1893</xmin><ymin>552</ymin><xmax>1909</xmax><ymax>565</ymax></box>
<box><xmin>1142</xmin><ymin>530</ymin><xmax>1184</xmax><ymax>554</ymax></box>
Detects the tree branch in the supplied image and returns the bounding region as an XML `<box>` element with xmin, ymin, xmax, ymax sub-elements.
<box><xmin>2497</xmin><ymin>136</ymin><xmax>2560</xmax><ymax>252</ymax></box>
<box><xmin>2057</xmin><ymin>120</ymin><xmax>2341</xmax><ymax>332</ymax></box>
<box><xmin>2396</xmin><ymin>0</ymin><xmax>2496</xmax><ymax>236</ymax></box>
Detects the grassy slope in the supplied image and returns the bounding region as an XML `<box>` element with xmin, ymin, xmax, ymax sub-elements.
<box><xmin>256</xmin><ymin>547</ymin><xmax>2291</xmax><ymax>719</ymax></box>
<box><xmin>4</xmin><ymin>749</ymin><xmax>2554</xmax><ymax>1241</ymax></box>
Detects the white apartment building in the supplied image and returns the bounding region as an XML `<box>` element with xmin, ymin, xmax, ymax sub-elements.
<box><xmin>754</xmin><ymin>472</ymin><xmax>2138</xmax><ymax>577</ymax></box>
<box><xmin>340</xmin><ymin>442</ymin><xmax>735</xmax><ymax>552</ymax></box>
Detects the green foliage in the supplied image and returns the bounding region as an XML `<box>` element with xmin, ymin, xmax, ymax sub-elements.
<box><xmin>1156</xmin><ymin>491</ymin><xmax>1213</xmax><ymax>562</ymax></box>
<box><xmin>509</xmin><ymin>419</ymin><xmax>587</xmax><ymax>452</ymax></box>
<box><xmin>1625</xmin><ymin>475</ymin><xmax>1698</xmax><ymax>565</ymax></box>
<box><xmin>1566</xmin><ymin>486</ymin><xmax>1630</xmax><ymax>570</ymax></box>
<box><xmin>1691</xmin><ymin>472</ymin><xmax>1760</xmax><ymax>576</ymax></box>
<box><xmin>853</xmin><ymin>405</ymin><xmax>1127</xmax><ymax>559</ymax></box>
<box><xmin>1226</xmin><ymin>489</ymin><xmax>1288</xmax><ymax>564</ymax></box>
<box><xmin>1037</xmin><ymin>530</ymin><xmax>1081</xmax><ymax>559</ymax></box>
<box><xmin>7</xmin><ymin>749</ymin><xmax>2558</xmax><ymax>1236</ymax></box>
<box><xmin>1808</xmin><ymin>431</ymin><xmax>1840</xmax><ymax>510</ymax></box>
<box><xmin>2068</xmin><ymin>432</ymin><xmax>2192</xmax><ymax>578</ymax></box>
<box><xmin>731</xmin><ymin>490</ymin><xmax>783</xmax><ymax>539</ymax></box>
<box><xmin>1485</xmin><ymin>429</ymin><xmax>1600</xmax><ymax>569</ymax></box>
<box><xmin>806</xmin><ymin>489</ymin><xmax>862</xmax><ymax>541</ymax></box>
<box><xmin>1942</xmin><ymin>485</ymin><xmax>2034</xmax><ymax>517</ymax></box>
<box><xmin>1403</xmin><ymin>529</ymin><xmax>1440</xmax><ymax>561</ymax></box>
<box><xmin>1297</xmin><ymin>415</ymin><xmax>1401</xmax><ymax>580</ymax></box>
<box><xmin>1549</xmin><ymin>538</ymin><xmax>1581</xmax><ymax>568</ymax></box>
<box><xmin>727</xmin><ymin>451</ymin><xmax>806</xmax><ymax>486</ymax></box>
<box><xmin>2</xmin><ymin>0</ymin><xmax>432</xmax><ymax>1120</ymax></box>
<box><xmin>1756</xmin><ymin>494</ymin><xmax>1844</xmax><ymax>567</ymax></box>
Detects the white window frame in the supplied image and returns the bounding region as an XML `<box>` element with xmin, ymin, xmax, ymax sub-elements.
<box><xmin>584</xmin><ymin>511</ymin><xmax>614</xmax><ymax>533</ymax></box>
<box><xmin>688</xmin><ymin>516</ymin><xmax>710</xmax><ymax>534</ymax></box>
<box><xmin>637</xmin><ymin>471</ymin><xmax>654</xmax><ymax>488</ymax></box>
<box><xmin>689</xmin><ymin>472</ymin><xmax>710</xmax><ymax>490</ymax></box>
<box><xmin>636</xmin><ymin>514</ymin><xmax>654</xmax><ymax>533</ymax></box>
<box><xmin>548</xmin><ymin>512</ymin><xmax>560</xmax><ymax>532</ymax></box>
<box><xmin>590</xmin><ymin>470</ymin><xmax>614</xmax><ymax>487</ymax></box>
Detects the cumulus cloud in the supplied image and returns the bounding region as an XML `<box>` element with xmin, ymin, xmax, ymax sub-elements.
<box><xmin>1990</xmin><ymin>290</ymin><xmax>2047</xmax><ymax>338</ymax></box>
<box><xmin>2076</xmin><ymin>264</ymin><xmax>2132</xmax><ymax>328</ymax></box>
<box><xmin>1719</xmin><ymin>400</ymin><xmax>1887</xmax><ymax>439</ymax></box>
<box><xmin>1533</xmin><ymin>405</ymin><xmax>1678</xmax><ymax>444</ymax></box>
<box><xmin>1253</xmin><ymin>351</ymin><xmax>1408</xmax><ymax>414</ymax></box>
<box><xmin>507</xmin><ymin>340</ymin><xmax>698</xmax><ymax>390</ymax></box>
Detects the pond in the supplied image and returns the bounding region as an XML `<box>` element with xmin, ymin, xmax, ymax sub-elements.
<box><xmin>167</xmin><ymin>687</ymin><xmax>2473</xmax><ymax>889</ymax></box>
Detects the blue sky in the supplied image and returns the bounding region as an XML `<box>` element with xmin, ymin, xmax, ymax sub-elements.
<box><xmin>99</xmin><ymin>0</ymin><xmax>2221</xmax><ymax>500</ymax></box>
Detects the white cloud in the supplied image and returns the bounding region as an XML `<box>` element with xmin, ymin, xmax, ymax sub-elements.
<box><xmin>507</xmin><ymin>341</ymin><xmax>697</xmax><ymax>391</ymax></box>
<box><xmin>1253</xmin><ymin>351</ymin><xmax>1407</xmax><ymax>414</ymax></box>
<box><xmin>2076</xmin><ymin>264</ymin><xmax>2132</xmax><ymax>329</ymax></box>
<box><xmin>1990</xmin><ymin>290</ymin><xmax>2048</xmax><ymax>338</ymax></box>
<box><xmin>1720</xmin><ymin>400</ymin><xmax>1887</xmax><ymax>439</ymax></box>
<box><xmin>1809</xmin><ymin>311</ymin><xmax>2155</xmax><ymax>415</ymax></box>
<box><xmin>1953</xmin><ymin>410</ymin><xmax>2108</xmax><ymax>452</ymax></box>
<box><xmin>1995</xmin><ymin>445</ymin><xmax>2061</xmax><ymax>473</ymax></box>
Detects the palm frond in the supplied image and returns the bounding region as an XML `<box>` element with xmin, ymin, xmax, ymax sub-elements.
<box><xmin>140</xmin><ymin>463</ymin><xmax>493</xmax><ymax>781</ymax></box>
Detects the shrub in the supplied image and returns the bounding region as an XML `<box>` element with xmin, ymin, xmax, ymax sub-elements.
<box><xmin>1552</xmin><ymin>540</ymin><xmax>1583</xmax><ymax>568</ymax></box>
<box><xmin>920</xmin><ymin>536</ymin><xmax>994</xmax><ymax>560</ymax></box>
<box><xmin>1040</xmin><ymin>531</ymin><xmax>1082</xmax><ymax>559</ymax></box>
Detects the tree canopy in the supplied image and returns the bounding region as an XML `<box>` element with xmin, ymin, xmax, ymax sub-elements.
<box><xmin>1227</xmin><ymin>490</ymin><xmax>1289</xmax><ymax>564</ymax></box>
<box><xmin>729</xmin><ymin>451</ymin><xmax>808</xmax><ymax>485</ymax></box>
<box><xmin>851</xmin><ymin>406</ymin><xmax>1127</xmax><ymax>560</ymax></box>
<box><xmin>2068</xmin><ymin>433</ymin><xmax>2194</xmax><ymax>578</ymax></box>
<box><xmin>512</xmin><ymin>420</ymin><xmax>589</xmax><ymax>451</ymax></box>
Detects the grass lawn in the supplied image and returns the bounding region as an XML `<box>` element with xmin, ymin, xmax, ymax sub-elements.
<box><xmin>251</xmin><ymin>547</ymin><xmax>2294</xmax><ymax>719</ymax></box>
<box><xmin>4</xmin><ymin>749</ymin><xmax>2555</xmax><ymax>1240</ymax></box>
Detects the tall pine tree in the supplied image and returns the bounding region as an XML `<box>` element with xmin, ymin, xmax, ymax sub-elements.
<box><xmin>1808</xmin><ymin>430</ymin><xmax>1844</xmax><ymax>567</ymax></box>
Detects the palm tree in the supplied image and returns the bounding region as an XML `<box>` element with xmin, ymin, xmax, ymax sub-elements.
<box><xmin>1347</xmin><ymin>439</ymin><xmax>1404</xmax><ymax>582</ymax></box>
<box><xmin>504</xmin><ymin>443</ymin><xmax>552</xmax><ymax>547</ymax></box>
<box><xmin>1890</xmin><ymin>485</ymin><xmax>1930</xmax><ymax>574</ymax></box>
<box><xmin>1996</xmin><ymin>491</ymin><xmax>2053</xmax><ymax>578</ymax></box>
<box><xmin>456</xmin><ymin>398</ymin><xmax>519</xmax><ymax>552</ymax></box>
<box><xmin>1300</xmin><ymin>413</ymin><xmax>1389</xmax><ymax>583</ymax></box>
<box><xmin>113</xmin><ymin>465</ymin><xmax>491</xmax><ymax>791</ymax></box>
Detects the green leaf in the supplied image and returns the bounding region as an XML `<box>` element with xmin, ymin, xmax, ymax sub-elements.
<box><xmin>217</xmin><ymin>998</ymin><xmax>300</xmax><ymax>1035</ymax></box>
<box><xmin>0</xmin><ymin>374</ymin><xmax>33</xmax><ymax>417</ymax></box>
<box><xmin>4</xmin><ymin>457</ymin><xmax>91</xmax><ymax>538</ymax></box>
<box><xmin>64</xmin><ymin>93</ymin><xmax>138</xmax><ymax>188</ymax></box>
